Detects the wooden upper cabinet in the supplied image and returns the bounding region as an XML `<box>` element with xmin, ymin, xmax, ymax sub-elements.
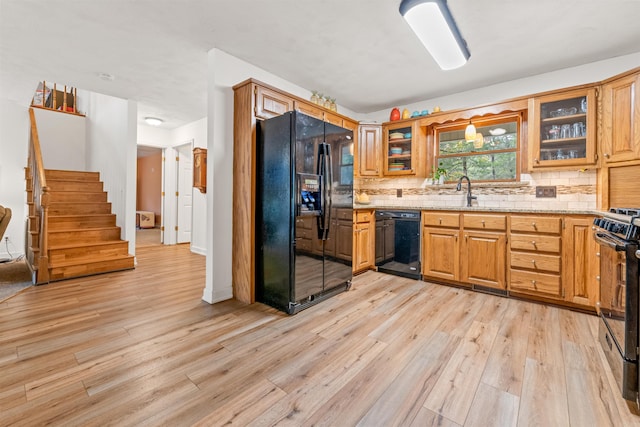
<box><xmin>255</xmin><ymin>86</ymin><xmax>294</xmax><ymax>119</ymax></box>
<box><xmin>528</xmin><ymin>87</ymin><xmax>597</xmax><ymax>170</ymax></box>
<box><xmin>324</xmin><ymin>111</ymin><xmax>343</xmax><ymax>127</ymax></box>
<box><xmin>357</xmin><ymin>124</ymin><xmax>381</xmax><ymax>176</ymax></box>
<box><xmin>294</xmin><ymin>101</ymin><xmax>324</xmax><ymax>120</ymax></box>
<box><xmin>601</xmin><ymin>71</ymin><xmax>640</xmax><ymax>164</ymax></box>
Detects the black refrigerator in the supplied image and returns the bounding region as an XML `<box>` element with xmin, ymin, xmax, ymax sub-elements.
<box><xmin>256</xmin><ymin>111</ymin><xmax>354</xmax><ymax>314</ymax></box>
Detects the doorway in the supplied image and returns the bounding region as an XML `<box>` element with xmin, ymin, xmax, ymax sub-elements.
<box><xmin>136</xmin><ymin>145</ymin><xmax>163</xmax><ymax>247</ymax></box>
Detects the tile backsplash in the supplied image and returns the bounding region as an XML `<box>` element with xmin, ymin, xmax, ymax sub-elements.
<box><xmin>354</xmin><ymin>169</ymin><xmax>596</xmax><ymax>211</ymax></box>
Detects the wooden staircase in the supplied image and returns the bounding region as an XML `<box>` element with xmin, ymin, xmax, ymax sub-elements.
<box><xmin>27</xmin><ymin>169</ymin><xmax>135</xmax><ymax>282</ymax></box>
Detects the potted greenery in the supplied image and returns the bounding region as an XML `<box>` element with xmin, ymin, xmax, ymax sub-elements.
<box><xmin>433</xmin><ymin>163</ymin><xmax>447</xmax><ymax>184</ymax></box>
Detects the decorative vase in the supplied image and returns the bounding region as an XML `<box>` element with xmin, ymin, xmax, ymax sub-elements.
<box><xmin>330</xmin><ymin>98</ymin><xmax>337</xmax><ymax>112</ymax></box>
<box><xmin>390</xmin><ymin>107</ymin><xmax>401</xmax><ymax>121</ymax></box>
<box><xmin>324</xmin><ymin>97</ymin><xmax>332</xmax><ymax>109</ymax></box>
<box><xmin>310</xmin><ymin>91</ymin><xmax>319</xmax><ymax>105</ymax></box>
<box><xmin>439</xmin><ymin>175</ymin><xmax>445</xmax><ymax>185</ymax></box>
<box><xmin>402</xmin><ymin>108</ymin><xmax>410</xmax><ymax>119</ymax></box>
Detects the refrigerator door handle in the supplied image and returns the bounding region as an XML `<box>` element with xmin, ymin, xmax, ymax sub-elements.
<box><xmin>317</xmin><ymin>143</ymin><xmax>328</xmax><ymax>240</ymax></box>
<box><xmin>324</xmin><ymin>143</ymin><xmax>333</xmax><ymax>237</ymax></box>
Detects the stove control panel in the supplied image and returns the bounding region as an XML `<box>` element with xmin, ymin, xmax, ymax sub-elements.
<box><xmin>593</xmin><ymin>217</ymin><xmax>640</xmax><ymax>241</ymax></box>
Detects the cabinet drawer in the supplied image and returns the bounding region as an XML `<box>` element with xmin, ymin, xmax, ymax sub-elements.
<box><xmin>510</xmin><ymin>216</ymin><xmax>562</xmax><ymax>234</ymax></box>
<box><xmin>297</xmin><ymin>228</ymin><xmax>314</xmax><ymax>240</ymax></box>
<box><xmin>335</xmin><ymin>209</ymin><xmax>352</xmax><ymax>221</ymax></box>
<box><xmin>296</xmin><ymin>238</ymin><xmax>312</xmax><ymax>252</ymax></box>
<box><xmin>510</xmin><ymin>252</ymin><xmax>561</xmax><ymax>273</ymax></box>
<box><xmin>295</xmin><ymin>216</ymin><xmax>312</xmax><ymax>229</ymax></box>
<box><xmin>356</xmin><ymin>210</ymin><xmax>372</xmax><ymax>224</ymax></box>
<box><xmin>510</xmin><ymin>234</ymin><xmax>561</xmax><ymax>253</ymax></box>
<box><xmin>463</xmin><ymin>214</ymin><xmax>507</xmax><ymax>231</ymax></box>
<box><xmin>423</xmin><ymin>212</ymin><xmax>460</xmax><ymax>228</ymax></box>
<box><xmin>509</xmin><ymin>269</ymin><xmax>562</xmax><ymax>298</ymax></box>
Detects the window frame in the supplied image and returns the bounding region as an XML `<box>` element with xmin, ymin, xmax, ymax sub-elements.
<box><xmin>432</xmin><ymin>112</ymin><xmax>523</xmax><ymax>183</ymax></box>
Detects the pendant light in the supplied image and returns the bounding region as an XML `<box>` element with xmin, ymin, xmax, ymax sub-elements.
<box><xmin>473</xmin><ymin>133</ymin><xmax>484</xmax><ymax>149</ymax></box>
<box><xmin>465</xmin><ymin>120</ymin><xmax>476</xmax><ymax>142</ymax></box>
<box><xmin>399</xmin><ymin>0</ymin><xmax>470</xmax><ymax>70</ymax></box>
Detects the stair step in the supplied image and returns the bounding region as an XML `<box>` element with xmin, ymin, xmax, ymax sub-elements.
<box><xmin>45</xmin><ymin>169</ymin><xmax>100</xmax><ymax>181</ymax></box>
<box><xmin>48</xmin><ymin>227</ymin><xmax>122</xmax><ymax>246</ymax></box>
<box><xmin>49</xmin><ymin>214</ymin><xmax>116</xmax><ymax>229</ymax></box>
<box><xmin>47</xmin><ymin>179</ymin><xmax>104</xmax><ymax>192</ymax></box>
<box><xmin>49</xmin><ymin>241</ymin><xmax>130</xmax><ymax>266</ymax></box>
<box><xmin>48</xmin><ymin>202</ymin><xmax>112</xmax><ymax>215</ymax></box>
<box><xmin>49</xmin><ymin>255</ymin><xmax>135</xmax><ymax>281</ymax></box>
<box><xmin>49</xmin><ymin>191</ymin><xmax>108</xmax><ymax>203</ymax></box>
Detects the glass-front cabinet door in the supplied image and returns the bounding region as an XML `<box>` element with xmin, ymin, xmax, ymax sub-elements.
<box><xmin>383</xmin><ymin>121</ymin><xmax>415</xmax><ymax>175</ymax></box>
<box><xmin>529</xmin><ymin>88</ymin><xmax>596</xmax><ymax>169</ymax></box>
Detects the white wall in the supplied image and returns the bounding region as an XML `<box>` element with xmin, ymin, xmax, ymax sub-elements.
<box><xmin>0</xmin><ymin>98</ymin><xmax>29</xmax><ymax>259</ymax></box>
<box><xmin>85</xmin><ymin>93</ymin><xmax>138</xmax><ymax>255</ymax></box>
<box><xmin>32</xmin><ymin>107</ymin><xmax>86</xmax><ymax>171</ymax></box>
<box><xmin>363</xmin><ymin>52</ymin><xmax>640</xmax><ymax>123</ymax></box>
<box><xmin>138</xmin><ymin>125</ymin><xmax>172</xmax><ymax>148</ymax></box>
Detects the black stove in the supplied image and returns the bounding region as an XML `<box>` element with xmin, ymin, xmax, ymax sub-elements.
<box><xmin>593</xmin><ymin>208</ymin><xmax>640</xmax><ymax>242</ymax></box>
<box><xmin>594</xmin><ymin>207</ymin><xmax>640</xmax><ymax>408</ymax></box>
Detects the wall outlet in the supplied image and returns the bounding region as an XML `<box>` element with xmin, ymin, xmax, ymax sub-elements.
<box><xmin>535</xmin><ymin>186</ymin><xmax>557</xmax><ymax>198</ymax></box>
<box><xmin>396</xmin><ymin>188</ymin><xmax>402</xmax><ymax>198</ymax></box>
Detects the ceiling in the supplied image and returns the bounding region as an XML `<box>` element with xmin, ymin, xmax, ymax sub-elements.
<box><xmin>2</xmin><ymin>0</ymin><xmax>640</xmax><ymax>130</ymax></box>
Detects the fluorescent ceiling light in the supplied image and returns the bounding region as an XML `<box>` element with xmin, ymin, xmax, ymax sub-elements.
<box><xmin>399</xmin><ymin>0</ymin><xmax>470</xmax><ymax>70</ymax></box>
<box><xmin>144</xmin><ymin>117</ymin><xmax>163</xmax><ymax>126</ymax></box>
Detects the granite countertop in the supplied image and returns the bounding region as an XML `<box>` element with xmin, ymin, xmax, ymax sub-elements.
<box><xmin>354</xmin><ymin>204</ymin><xmax>602</xmax><ymax>216</ymax></box>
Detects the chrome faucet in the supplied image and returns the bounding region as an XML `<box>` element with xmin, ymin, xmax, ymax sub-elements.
<box><xmin>456</xmin><ymin>175</ymin><xmax>477</xmax><ymax>207</ymax></box>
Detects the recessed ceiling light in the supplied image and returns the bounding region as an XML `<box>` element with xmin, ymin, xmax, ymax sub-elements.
<box><xmin>98</xmin><ymin>72</ymin><xmax>115</xmax><ymax>81</ymax></box>
<box><xmin>144</xmin><ymin>117</ymin><xmax>163</xmax><ymax>126</ymax></box>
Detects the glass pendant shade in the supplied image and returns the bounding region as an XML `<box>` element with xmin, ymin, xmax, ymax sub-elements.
<box><xmin>473</xmin><ymin>133</ymin><xmax>484</xmax><ymax>149</ymax></box>
<box><xmin>465</xmin><ymin>122</ymin><xmax>476</xmax><ymax>142</ymax></box>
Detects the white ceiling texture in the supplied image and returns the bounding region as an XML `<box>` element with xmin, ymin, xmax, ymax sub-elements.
<box><xmin>1</xmin><ymin>0</ymin><xmax>640</xmax><ymax>129</ymax></box>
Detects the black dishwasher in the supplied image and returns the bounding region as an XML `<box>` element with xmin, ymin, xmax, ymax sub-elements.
<box><xmin>375</xmin><ymin>210</ymin><xmax>421</xmax><ymax>279</ymax></box>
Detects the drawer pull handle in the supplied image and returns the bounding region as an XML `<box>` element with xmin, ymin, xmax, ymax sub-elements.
<box><xmin>531</xmin><ymin>280</ymin><xmax>536</xmax><ymax>285</ymax></box>
<box><xmin>531</xmin><ymin>222</ymin><xmax>537</xmax><ymax>228</ymax></box>
<box><xmin>531</xmin><ymin>241</ymin><xmax>536</xmax><ymax>246</ymax></box>
<box><xmin>531</xmin><ymin>260</ymin><xmax>536</xmax><ymax>264</ymax></box>
<box><xmin>439</xmin><ymin>218</ymin><xmax>442</xmax><ymax>224</ymax></box>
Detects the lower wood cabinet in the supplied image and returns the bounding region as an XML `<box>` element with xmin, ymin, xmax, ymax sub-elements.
<box><xmin>562</xmin><ymin>216</ymin><xmax>599</xmax><ymax>307</ymax></box>
<box><xmin>418</xmin><ymin>211</ymin><xmax>599</xmax><ymax>310</ymax></box>
<box><xmin>508</xmin><ymin>214</ymin><xmax>563</xmax><ymax>300</ymax></box>
<box><xmin>461</xmin><ymin>230</ymin><xmax>506</xmax><ymax>290</ymax></box>
<box><xmin>353</xmin><ymin>210</ymin><xmax>373</xmax><ymax>273</ymax></box>
<box><xmin>422</xmin><ymin>226</ymin><xmax>460</xmax><ymax>282</ymax></box>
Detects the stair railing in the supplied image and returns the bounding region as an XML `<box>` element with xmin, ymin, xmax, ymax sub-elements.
<box><xmin>27</xmin><ymin>108</ymin><xmax>50</xmax><ymax>283</ymax></box>
<box><xmin>31</xmin><ymin>80</ymin><xmax>81</xmax><ymax>115</ymax></box>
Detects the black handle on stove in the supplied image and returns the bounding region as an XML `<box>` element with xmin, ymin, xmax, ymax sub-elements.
<box><xmin>594</xmin><ymin>232</ymin><xmax>626</xmax><ymax>251</ymax></box>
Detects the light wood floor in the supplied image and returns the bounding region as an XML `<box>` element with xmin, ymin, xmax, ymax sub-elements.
<box><xmin>1</xmin><ymin>244</ymin><xmax>639</xmax><ymax>426</ymax></box>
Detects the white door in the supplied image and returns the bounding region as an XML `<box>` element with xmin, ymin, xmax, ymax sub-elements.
<box><xmin>176</xmin><ymin>143</ymin><xmax>193</xmax><ymax>244</ymax></box>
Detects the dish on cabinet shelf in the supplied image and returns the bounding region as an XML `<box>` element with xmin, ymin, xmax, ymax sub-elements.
<box><xmin>389</xmin><ymin>132</ymin><xmax>404</xmax><ymax>140</ymax></box>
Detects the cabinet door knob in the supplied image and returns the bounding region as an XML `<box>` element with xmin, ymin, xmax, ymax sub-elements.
<box><xmin>534</xmin><ymin>158</ymin><xmax>539</xmax><ymax>164</ymax></box>
<box><xmin>439</xmin><ymin>218</ymin><xmax>442</xmax><ymax>224</ymax></box>
<box><xmin>531</xmin><ymin>280</ymin><xmax>536</xmax><ymax>285</ymax></box>
<box><xmin>531</xmin><ymin>241</ymin><xmax>536</xmax><ymax>246</ymax></box>
<box><xmin>531</xmin><ymin>222</ymin><xmax>537</xmax><ymax>229</ymax></box>
<box><xmin>531</xmin><ymin>260</ymin><xmax>536</xmax><ymax>264</ymax></box>
<box><xmin>596</xmin><ymin>276</ymin><xmax>601</xmax><ymax>281</ymax></box>
<box><xmin>481</xmin><ymin>220</ymin><xmax>485</xmax><ymax>225</ymax></box>
<box><xmin>604</xmin><ymin>153</ymin><xmax>610</xmax><ymax>159</ymax></box>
